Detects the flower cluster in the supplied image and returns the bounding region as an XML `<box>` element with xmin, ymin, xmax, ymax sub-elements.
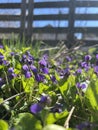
<box><xmin>21</xmin><ymin>52</ymin><xmax>50</xmax><ymax>83</ymax></box>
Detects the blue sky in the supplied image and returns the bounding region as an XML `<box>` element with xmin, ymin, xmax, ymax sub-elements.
<box><xmin>0</xmin><ymin>0</ymin><xmax>98</xmax><ymax>28</ymax></box>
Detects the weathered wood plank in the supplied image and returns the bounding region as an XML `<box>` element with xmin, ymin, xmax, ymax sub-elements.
<box><xmin>0</xmin><ymin>15</ymin><xmax>20</xmax><ymax>21</ymax></box>
<box><xmin>0</xmin><ymin>28</ymin><xmax>20</xmax><ymax>33</ymax></box>
<box><xmin>0</xmin><ymin>3</ymin><xmax>21</xmax><ymax>9</ymax></box>
<box><xmin>20</xmin><ymin>0</ymin><xmax>26</xmax><ymax>38</ymax></box>
<box><xmin>33</xmin><ymin>27</ymin><xmax>68</xmax><ymax>33</ymax></box>
<box><xmin>67</xmin><ymin>0</ymin><xmax>75</xmax><ymax>47</ymax></box>
<box><xmin>34</xmin><ymin>1</ymin><xmax>69</xmax><ymax>8</ymax></box>
<box><xmin>33</xmin><ymin>14</ymin><xmax>69</xmax><ymax>20</ymax></box>
<box><xmin>33</xmin><ymin>27</ymin><xmax>98</xmax><ymax>34</ymax></box>
<box><xmin>75</xmin><ymin>27</ymin><xmax>98</xmax><ymax>33</ymax></box>
<box><xmin>0</xmin><ymin>27</ymin><xmax>96</xmax><ymax>34</ymax></box>
<box><xmin>0</xmin><ymin>13</ymin><xmax>98</xmax><ymax>22</ymax></box>
<box><xmin>75</xmin><ymin>14</ymin><xmax>98</xmax><ymax>20</ymax></box>
<box><xmin>76</xmin><ymin>1</ymin><xmax>98</xmax><ymax>7</ymax></box>
<box><xmin>26</xmin><ymin>0</ymin><xmax>34</xmax><ymax>41</ymax></box>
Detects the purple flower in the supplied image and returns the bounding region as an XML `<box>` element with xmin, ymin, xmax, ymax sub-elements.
<box><xmin>8</xmin><ymin>67</ymin><xmax>14</xmax><ymax>74</ymax></box>
<box><xmin>76</xmin><ymin>82</ymin><xmax>86</xmax><ymax>89</ymax></box>
<box><xmin>40</xmin><ymin>95</ymin><xmax>48</xmax><ymax>103</ymax></box>
<box><xmin>7</xmin><ymin>67</ymin><xmax>17</xmax><ymax>79</ymax></box>
<box><xmin>50</xmin><ymin>75</ymin><xmax>57</xmax><ymax>83</ymax></box>
<box><xmin>21</xmin><ymin>54</ymin><xmax>27</xmax><ymax>63</ymax></box>
<box><xmin>85</xmin><ymin>55</ymin><xmax>91</xmax><ymax>61</ymax></box>
<box><xmin>96</xmin><ymin>54</ymin><xmax>98</xmax><ymax>60</ymax></box>
<box><xmin>84</xmin><ymin>65</ymin><xmax>90</xmax><ymax>72</ymax></box>
<box><xmin>76</xmin><ymin>68</ymin><xmax>82</xmax><ymax>74</ymax></box>
<box><xmin>0</xmin><ymin>45</ymin><xmax>3</xmax><ymax>49</ymax></box>
<box><xmin>22</xmin><ymin>64</ymin><xmax>29</xmax><ymax>71</ymax></box>
<box><xmin>34</xmin><ymin>74</ymin><xmax>45</xmax><ymax>82</ymax></box>
<box><xmin>66</xmin><ymin>56</ymin><xmax>72</xmax><ymax>62</ymax></box>
<box><xmin>76</xmin><ymin>122</ymin><xmax>91</xmax><ymax>130</ymax></box>
<box><xmin>40</xmin><ymin>67</ymin><xmax>49</xmax><ymax>74</ymax></box>
<box><xmin>94</xmin><ymin>66</ymin><xmax>98</xmax><ymax>75</ymax></box>
<box><xmin>81</xmin><ymin>83</ymin><xmax>86</xmax><ymax>89</ymax></box>
<box><xmin>10</xmin><ymin>52</ymin><xmax>15</xmax><ymax>56</ymax></box>
<box><xmin>3</xmin><ymin>60</ymin><xmax>10</xmax><ymax>66</ymax></box>
<box><xmin>30</xmin><ymin>65</ymin><xmax>37</xmax><ymax>74</ymax></box>
<box><xmin>43</xmin><ymin>54</ymin><xmax>48</xmax><ymax>61</ymax></box>
<box><xmin>9</xmin><ymin>73</ymin><xmax>17</xmax><ymax>80</ymax></box>
<box><xmin>39</xmin><ymin>58</ymin><xmax>47</xmax><ymax>67</ymax></box>
<box><xmin>27</xmin><ymin>58</ymin><xmax>33</xmax><ymax>65</ymax></box>
<box><xmin>27</xmin><ymin>51</ymin><xmax>34</xmax><ymax>60</ymax></box>
<box><xmin>62</xmin><ymin>68</ymin><xmax>70</xmax><ymax>77</ymax></box>
<box><xmin>30</xmin><ymin>103</ymin><xmax>43</xmax><ymax>114</ymax></box>
<box><xmin>25</xmin><ymin>71</ymin><xmax>32</xmax><ymax>78</ymax></box>
<box><xmin>81</xmin><ymin>62</ymin><xmax>87</xmax><ymax>68</ymax></box>
<box><xmin>0</xmin><ymin>54</ymin><xmax>4</xmax><ymax>64</ymax></box>
<box><xmin>76</xmin><ymin>82</ymin><xmax>81</xmax><ymax>88</ymax></box>
<box><xmin>0</xmin><ymin>54</ymin><xmax>4</xmax><ymax>60</ymax></box>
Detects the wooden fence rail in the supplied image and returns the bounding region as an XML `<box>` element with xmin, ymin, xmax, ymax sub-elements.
<box><xmin>0</xmin><ymin>0</ymin><xmax>98</xmax><ymax>46</ymax></box>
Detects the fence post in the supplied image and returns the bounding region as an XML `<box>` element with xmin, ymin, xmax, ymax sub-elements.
<box><xmin>67</xmin><ymin>0</ymin><xmax>76</xmax><ymax>48</ymax></box>
<box><xmin>20</xmin><ymin>0</ymin><xmax>26</xmax><ymax>40</ymax></box>
<box><xmin>26</xmin><ymin>0</ymin><xmax>34</xmax><ymax>43</ymax></box>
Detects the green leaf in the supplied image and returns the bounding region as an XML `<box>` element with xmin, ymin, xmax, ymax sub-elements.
<box><xmin>22</xmin><ymin>47</ymin><xmax>30</xmax><ymax>53</ymax></box>
<box><xmin>0</xmin><ymin>120</ymin><xmax>9</xmax><ymax>130</ymax></box>
<box><xmin>22</xmin><ymin>77</ymin><xmax>34</xmax><ymax>93</ymax></box>
<box><xmin>85</xmin><ymin>79</ymin><xmax>98</xmax><ymax>110</ymax></box>
<box><xmin>42</xmin><ymin>124</ymin><xmax>65</xmax><ymax>130</ymax></box>
<box><xmin>59</xmin><ymin>75</ymin><xmax>75</xmax><ymax>97</ymax></box>
<box><xmin>46</xmin><ymin>110</ymin><xmax>68</xmax><ymax>124</ymax></box>
<box><xmin>39</xmin><ymin>83</ymin><xmax>49</xmax><ymax>94</ymax></box>
<box><xmin>14</xmin><ymin>113</ymin><xmax>42</xmax><ymax>130</ymax></box>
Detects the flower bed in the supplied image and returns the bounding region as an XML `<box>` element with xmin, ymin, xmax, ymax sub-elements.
<box><xmin>0</xmin><ymin>43</ymin><xmax>98</xmax><ymax>130</ymax></box>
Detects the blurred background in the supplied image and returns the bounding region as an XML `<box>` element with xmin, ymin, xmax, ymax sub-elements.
<box><xmin>0</xmin><ymin>0</ymin><xmax>98</xmax><ymax>48</ymax></box>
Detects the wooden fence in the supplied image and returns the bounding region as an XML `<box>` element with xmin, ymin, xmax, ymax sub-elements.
<box><xmin>0</xmin><ymin>0</ymin><xmax>98</xmax><ymax>46</ymax></box>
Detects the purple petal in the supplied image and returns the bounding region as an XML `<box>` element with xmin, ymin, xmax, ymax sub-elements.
<box><xmin>50</xmin><ymin>75</ymin><xmax>56</xmax><ymax>83</ymax></box>
<box><xmin>96</xmin><ymin>54</ymin><xmax>98</xmax><ymax>60</ymax></box>
<box><xmin>30</xmin><ymin>103</ymin><xmax>42</xmax><ymax>114</ymax></box>
<box><xmin>0</xmin><ymin>54</ymin><xmax>4</xmax><ymax>60</ymax></box>
<box><xmin>40</xmin><ymin>95</ymin><xmax>47</xmax><ymax>103</ymax></box>
<box><xmin>30</xmin><ymin>65</ymin><xmax>37</xmax><ymax>73</ymax></box>
<box><xmin>76</xmin><ymin>82</ymin><xmax>81</xmax><ymax>88</ymax></box>
<box><xmin>66</xmin><ymin>56</ymin><xmax>72</xmax><ymax>62</ymax></box>
<box><xmin>25</xmin><ymin>71</ymin><xmax>32</xmax><ymax>78</ymax></box>
<box><xmin>34</xmin><ymin>74</ymin><xmax>45</xmax><ymax>82</ymax></box>
<box><xmin>39</xmin><ymin>58</ymin><xmax>47</xmax><ymax>67</ymax></box>
<box><xmin>8</xmin><ymin>67</ymin><xmax>14</xmax><ymax>74</ymax></box>
<box><xmin>94</xmin><ymin>66</ymin><xmax>98</xmax><ymax>74</ymax></box>
<box><xmin>85</xmin><ymin>55</ymin><xmax>91</xmax><ymax>61</ymax></box>
<box><xmin>22</xmin><ymin>64</ymin><xmax>29</xmax><ymax>71</ymax></box>
<box><xmin>0</xmin><ymin>45</ymin><xmax>3</xmax><ymax>49</ymax></box>
<box><xmin>41</xmin><ymin>67</ymin><xmax>49</xmax><ymax>74</ymax></box>
<box><xmin>10</xmin><ymin>52</ymin><xmax>15</xmax><ymax>56</ymax></box>
<box><xmin>76</xmin><ymin>68</ymin><xmax>82</xmax><ymax>74</ymax></box>
<box><xmin>81</xmin><ymin>83</ymin><xmax>86</xmax><ymax>89</ymax></box>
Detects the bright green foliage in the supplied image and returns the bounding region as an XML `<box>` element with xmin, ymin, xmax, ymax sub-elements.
<box><xmin>1</xmin><ymin>41</ymin><xmax>98</xmax><ymax>130</ymax></box>
<box><xmin>86</xmin><ymin>79</ymin><xmax>98</xmax><ymax>110</ymax></box>
<box><xmin>14</xmin><ymin>113</ymin><xmax>42</xmax><ymax>130</ymax></box>
<box><xmin>0</xmin><ymin>120</ymin><xmax>9</xmax><ymax>130</ymax></box>
<box><xmin>45</xmin><ymin>110</ymin><xmax>68</xmax><ymax>124</ymax></box>
<box><xmin>85</xmin><ymin>79</ymin><xmax>98</xmax><ymax>122</ymax></box>
<box><xmin>22</xmin><ymin>77</ymin><xmax>35</xmax><ymax>93</ymax></box>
